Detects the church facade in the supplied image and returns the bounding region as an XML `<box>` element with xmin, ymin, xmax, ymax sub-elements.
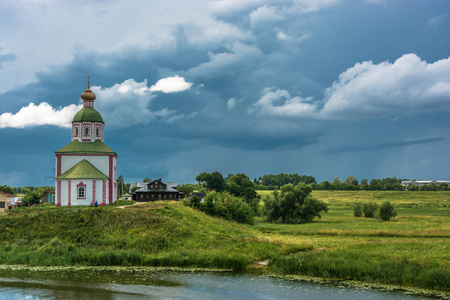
<box><xmin>54</xmin><ymin>81</ymin><xmax>117</xmax><ymax>206</ymax></box>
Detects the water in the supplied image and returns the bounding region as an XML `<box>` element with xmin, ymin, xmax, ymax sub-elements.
<box><xmin>0</xmin><ymin>268</ymin><xmax>431</xmax><ymax>300</ymax></box>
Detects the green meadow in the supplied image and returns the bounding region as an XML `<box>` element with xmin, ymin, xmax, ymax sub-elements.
<box><xmin>0</xmin><ymin>190</ymin><xmax>448</xmax><ymax>295</ymax></box>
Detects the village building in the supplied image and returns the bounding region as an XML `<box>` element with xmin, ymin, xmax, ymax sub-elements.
<box><xmin>133</xmin><ymin>179</ymin><xmax>184</xmax><ymax>201</ymax></box>
<box><xmin>401</xmin><ymin>180</ymin><xmax>450</xmax><ymax>188</ymax></box>
<box><xmin>54</xmin><ymin>79</ymin><xmax>117</xmax><ymax>206</ymax></box>
<box><xmin>0</xmin><ymin>191</ymin><xmax>18</xmax><ymax>212</ymax></box>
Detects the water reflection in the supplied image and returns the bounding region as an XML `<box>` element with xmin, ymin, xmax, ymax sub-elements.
<box><xmin>0</xmin><ymin>268</ymin><xmax>431</xmax><ymax>300</ymax></box>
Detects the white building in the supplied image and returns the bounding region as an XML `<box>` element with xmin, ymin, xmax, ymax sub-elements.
<box><xmin>54</xmin><ymin>81</ymin><xmax>117</xmax><ymax>206</ymax></box>
<box><xmin>401</xmin><ymin>180</ymin><xmax>450</xmax><ymax>188</ymax></box>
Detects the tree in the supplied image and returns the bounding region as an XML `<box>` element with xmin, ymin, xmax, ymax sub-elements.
<box><xmin>21</xmin><ymin>190</ymin><xmax>45</xmax><ymax>206</ymax></box>
<box><xmin>117</xmin><ymin>175</ymin><xmax>124</xmax><ymax>198</ymax></box>
<box><xmin>226</xmin><ymin>173</ymin><xmax>260</xmax><ymax>213</ymax></box>
<box><xmin>177</xmin><ymin>183</ymin><xmax>196</xmax><ymax>196</ymax></box>
<box><xmin>264</xmin><ymin>183</ymin><xmax>328</xmax><ymax>224</ymax></box>
<box><xmin>353</xmin><ymin>203</ymin><xmax>363</xmax><ymax>217</ymax></box>
<box><xmin>379</xmin><ymin>201</ymin><xmax>397</xmax><ymax>221</ymax></box>
<box><xmin>363</xmin><ymin>202</ymin><xmax>378</xmax><ymax>218</ymax></box>
<box><xmin>332</xmin><ymin>177</ymin><xmax>341</xmax><ymax>190</ymax></box>
<box><xmin>0</xmin><ymin>185</ymin><xmax>14</xmax><ymax>194</ymax></box>
<box><xmin>196</xmin><ymin>171</ymin><xmax>226</xmax><ymax>192</ymax></box>
<box><xmin>360</xmin><ymin>178</ymin><xmax>368</xmax><ymax>186</ymax></box>
<box><xmin>130</xmin><ymin>186</ymin><xmax>139</xmax><ymax>193</ymax></box>
<box><xmin>143</xmin><ymin>177</ymin><xmax>152</xmax><ymax>182</ymax></box>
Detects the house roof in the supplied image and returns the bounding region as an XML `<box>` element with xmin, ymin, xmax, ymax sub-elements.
<box><xmin>56</xmin><ymin>159</ymin><xmax>109</xmax><ymax>180</ymax></box>
<box><xmin>0</xmin><ymin>191</ymin><xmax>15</xmax><ymax>197</ymax></box>
<box><xmin>122</xmin><ymin>193</ymin><xmax>131</xmax><ymax>197</ymax></box>
<box><xmin>72</xmin><ymin>107</ymin><xmax>104</xmax><ymax>123</ymax></box>
<box><xmin>55</xmin><ymin>140</ymin><xmax>116</xmax><ymax>154</ymax></box>
<box><xmin>135</xmin><ymin>180</ymin><xmax>179</xmax><ymax>193</ymax></box>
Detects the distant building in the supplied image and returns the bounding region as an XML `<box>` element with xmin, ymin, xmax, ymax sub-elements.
<box><xmin>133</xmin><ymin>178</ymin><xmax>184</xmax><ymax>201</ymax></box>
<box><xmin>41</xmin><ymin>189</ymin><xmax>55</xmax><ymax>203</ymax></box>
<box><xmin>55</xmin><ymin>79</ymin><xmax>117</xmax><ymax>206</ymax></box>
<box><xmin>401</xmin><ymin>180</ymin><xmax>450</xmax><ymax>188</ymax></box>
<box><xmin>121</xmin><ymin>193</ymin><xmax>132</xmax><ymax>200</ymax></box>
<box><xmin>0</xmin><ymin>191</ymin><xmax>17</xmax><ymax>212</ymax></box>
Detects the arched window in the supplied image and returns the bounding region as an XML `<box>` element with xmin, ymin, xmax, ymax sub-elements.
<box><xmin>75</xmin><ymin>128</ymin><xmax>78</xmax><ymax>136</ymax></box>
<box><xmin>85</xmin><ymin>127</ymin><xmax>89</xmax><ymax>136</ymax></box>
<box><xmin>78</xmin><ymin>187</ymin><xmax>85</xmax><ymax>199</ymax></box>
<box><xmin>96</xmin><ymin>128</ymin><xmax>100</xmax><ymax>136</ymax></box>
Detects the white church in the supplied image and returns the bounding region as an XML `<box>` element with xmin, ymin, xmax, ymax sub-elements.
<box><xmin>54</xmin><ymin>80</ymin><xmax>117</xmax><ymax>206</ymax></box>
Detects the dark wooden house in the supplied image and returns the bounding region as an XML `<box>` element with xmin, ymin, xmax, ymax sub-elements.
<box><xmin>133</xmin><ymin>178</ymin><xmax>183</xmax><ymax>201</ymax></box>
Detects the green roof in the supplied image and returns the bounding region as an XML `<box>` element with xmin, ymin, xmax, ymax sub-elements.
<box><xmin>73</xmin><ymin>107</ymin><xmax>104</xmax><ymax>123</ymax></box>
<box><xmin>55</xmin><ymin>140</ymin><xmax>116</xmax><ymax>154</ymax></box>
<box><xmin>56</xmin><ymin>159</ymin><xmax>109</xmax><ymax>180</ymax></box>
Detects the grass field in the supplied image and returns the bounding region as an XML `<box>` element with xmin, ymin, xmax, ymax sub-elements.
<box><xmin>0</xmin><ymin>191</ymin><xmax>449</xmax><ymax>294</ymax></box>
<box><xmin>256</xmin><ymin>190</ymin><xmax>450</xmax><ymax>292</ymax></box>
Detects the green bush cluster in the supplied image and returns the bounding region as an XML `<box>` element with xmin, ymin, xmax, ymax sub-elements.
<box><xmin>184</xmin><ymin>191</ymin><xmax>254</xmax><ymax>224</ymax></box>
<box><xmin>353</xmin><ymin>201</ymin><xmax>397</xmax><ymax>221</ymax></box>
<box><xmin>263</xmin><ymin>183</ymin><xmax>328</xmax><ymax>224</ymax></box>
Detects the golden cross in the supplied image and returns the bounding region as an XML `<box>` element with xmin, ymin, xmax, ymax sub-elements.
<box><xmin>86</xmin><ymin>75</ymin><xmax>91</xmax><ymax>89</ymax></box>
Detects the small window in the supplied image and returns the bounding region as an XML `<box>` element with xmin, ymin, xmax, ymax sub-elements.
<box><xmin>96</xmin><ymin>128</ymin><xmax>100</xmax><ymax>136</ymax></box>
<box><xmin>151</xmin><ymin>185</ymin><xmax>153</xmax><ymax>189</ymax></box>
<box><xmin>140</xmin><ymin>195</ymin><xmax>144</xmax><ymax>200</ymax></box>
<box><xmin>78</xmin><ymin>187</ymin><xmax>85</xmax><ymax>199</ymax></box>
<box><xmin>152</xmin><ymin>195</ymin><xmax>155</xmax><ymax>200</ymax></box>
<box><xmin>75</xmin><ymin>128</ymin><xmax>78</xmax><ymax>136</ymax></box>
<box><xmin>169</xmin><ymin>194</ymin><xmax>173</xmax><ymax>199</ymax></box>
<box><xmin>0</xmin><ymin>202</ymin><xmax>5</xmax><ymax>208</ymax></box>
<box><xmin>85</xmin><ymin>127</ymin><xmax>89</xmax><ymax>136</ymax></box>
<box><xmin>146</xmin><ymin>194</ymin><xmax>149</xmax><ymax>199</ymax></box>
<box><xmin>158</xmin><ymin>194</ymin><xmax>161</xmax><ymax>200</ymax></box>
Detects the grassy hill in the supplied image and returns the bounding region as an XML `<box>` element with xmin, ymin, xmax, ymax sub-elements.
<box><xmin>0</xmin><ymin>196</ymin><xmax>448</xmax><ymax>294</ymax></box>
<box><xmin>0</xmin><ymin>202</ymin><xmax>297</xmax><ymax>270</ymax></box>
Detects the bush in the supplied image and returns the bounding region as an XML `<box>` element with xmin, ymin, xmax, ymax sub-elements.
<box><xmin>264</xmin><ymin>183</ymin><xmax>328</xmax><ymax>224</ymax></box>
<box><xmin>379</xmin><ymin>201</ymin><xmax>397</xmax><ymax>221</ymax></box>
<box><xmin>353</xmin><ymin>203</ymin><xmax>363</xmax><ymax>217</ymax></box>
<box><xmin>362</xmin><ymin>202</ymin><xmax>378</xmax><ymax>218</ymax></box>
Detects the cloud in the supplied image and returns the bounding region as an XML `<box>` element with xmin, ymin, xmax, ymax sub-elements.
<box><xmin>324</xmin><ymin>137</ymin><xmax>445</xmax><ymax>154</ymax></box>
<box><xmin>363</xmin><ymin>0</ymin><xmax>387</xmax><ymax>6</ymax></box>
<box><xmin>0</xmin><ymin>102</ymin><xmax>81</xmax><ymax>128</ymax></box>
<box><xmin>187</xmin><ymin>42</ymin><xmax>263</xmax><ymax>79</ymax></box>
<box><xmin>149</xmin><ymin>75</ymin><xmax>193</xmax><ymax>93</ymax></box>
<box><xmin>427</xmin><ymin>14</ymin><xmax>447</xmax><ymax>28</ymax></box>
<box><xmin>0</xmin><ymin>76</ymin><xmax>192</xmax><ymax>129</ymax></box>
<box><xmin>0</xmin><ymin>53</ymin><xmax>16</xmax><ymax>68</ymax></box>
<box><xmin>250</xmin><ymin>5</ymin><xmax>284</xmax><ymax>29</ymax></box>
<box><xmin>250</xmin><ymin>54</ymin><xmax>450</xmax><ymax>120</ymax></box>
<box><xmin>249</xmin><ymin>87</ymin><xmax>317</xmax><ymax>117</ymax></box>
<box><xmin>227</xmin><ymin>97</ymin><xmax>244</xmax><ymax>110</ymax></box>
<box><xmin>320</xmin><ymin>54</ymin><xmax>450</xmax><ymax>119</ymax></box>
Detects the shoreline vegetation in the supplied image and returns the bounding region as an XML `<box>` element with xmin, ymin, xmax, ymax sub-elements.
<box><xmin>0</xmin><ymin>191</ymin><xmax>448</xmax><ymax>298</ymax></box>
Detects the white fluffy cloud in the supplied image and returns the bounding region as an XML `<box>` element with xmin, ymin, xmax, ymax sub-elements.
<box><xmin>0</xmin><ymin>102</ymin><xmax>81</xmax><ymax>128</ymax></box>
<box><xmin>149</xmin><ymin>75</ymin><xmax>193</xmax><ymax>93</ymax></box>
<box><xmin>250</xmin><ymin>54</ymin><xmax>450</xmax><ymax>120</ymax></box>
<box><xmin>0</xmin><ymin>76</ymin><xmax>192</xmax><ymax>129</ymax></box>
<box><xmin>249</xmin><ymin>88</ymin><xmax>316</xmax><ymax>116</ymax></box>
<box><xmin>227</xmin><ymin>97</ymin><xmax>244</xmax><ymax>110</ymax></box>
<box><xmin>320</xmin><ymin>54</ymin><xmax>450</xmax><ymax>119</ymax></box>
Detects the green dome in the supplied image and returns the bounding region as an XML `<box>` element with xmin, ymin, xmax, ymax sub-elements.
<box><xmin>72</xmin><ymin>107</ymin><xmax>104</xmax><ymax>123</ymax></box>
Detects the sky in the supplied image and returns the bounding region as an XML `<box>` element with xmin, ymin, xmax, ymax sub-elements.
<box><xmin>0</xmin><ymin>0</ymin><xmax>450</xmax><ymax>187</ymax></box>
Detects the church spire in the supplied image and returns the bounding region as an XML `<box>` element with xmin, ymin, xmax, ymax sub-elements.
<box><xmin>80</xmin><ymin>75</ymin><xmax>96</xmax><ymax>107</ymax></box>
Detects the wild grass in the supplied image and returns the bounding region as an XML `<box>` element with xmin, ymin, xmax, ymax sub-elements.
<box><xmin>0</xmin><ymin>194</ymin><xmax>449</xmax><ymax>293</ymax></box>
<box><xmin>0</xmin><ymin>202</ymin><xmax>290</xmax><ymax>271</ymax></box>
<box><xmin>253</xmin><ymin>196</ymin><xmax>449</xmax><ymax>292</ymax></box>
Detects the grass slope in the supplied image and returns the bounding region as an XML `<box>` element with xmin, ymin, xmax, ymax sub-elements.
<box><xmin>0</xmin><ymin>202</ymin><xmax>296</xmax><ymax>271</ymax></box>
<box><xmin>0</xmin><ymin>193</ymin><xmax>449</xmax><ymax>294</ymax></box>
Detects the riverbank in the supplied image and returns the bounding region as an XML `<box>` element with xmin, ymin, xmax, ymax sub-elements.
<box><xmin>0</xmin><ymin>195</ymin><xmax>448</xmax><ymax>295</ymax></box>
<box><xmin>0</xmin><ymin>264</ymin><xmax>447</xmax><ymax>299</ymax></box>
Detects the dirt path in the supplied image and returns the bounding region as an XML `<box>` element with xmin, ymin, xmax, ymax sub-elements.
<box><xmin>116</xmin><ymin>202</ymin><xmax>146</xmax><ymax>209</ymax></box>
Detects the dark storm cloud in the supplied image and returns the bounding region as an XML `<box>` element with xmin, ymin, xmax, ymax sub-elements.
<box><xmin>324</xmin><ymin>138</ymin><xmax>446</xmax><ymax>154</ymax></box>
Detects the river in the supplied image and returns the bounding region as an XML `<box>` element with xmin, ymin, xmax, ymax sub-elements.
<box><xmin>0</xmin><ymin>267</ymin><xmax>433</xmax><ymax>299</ymax></box>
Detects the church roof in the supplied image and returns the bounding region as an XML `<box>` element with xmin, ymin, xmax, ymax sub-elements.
<box><xmin>72</xmin><ymin>107</ymin><xmax>104</xmax><ymax>123</ymax></box>
<box><xmin>56</xmin><ymin>159</ymin><xmax>109</xmax><ymax>180</ymax></box>
<box><xmin>55</xmin><ymin>140</ymin><xmax>116</xmax><ymax>154</ymax></box>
